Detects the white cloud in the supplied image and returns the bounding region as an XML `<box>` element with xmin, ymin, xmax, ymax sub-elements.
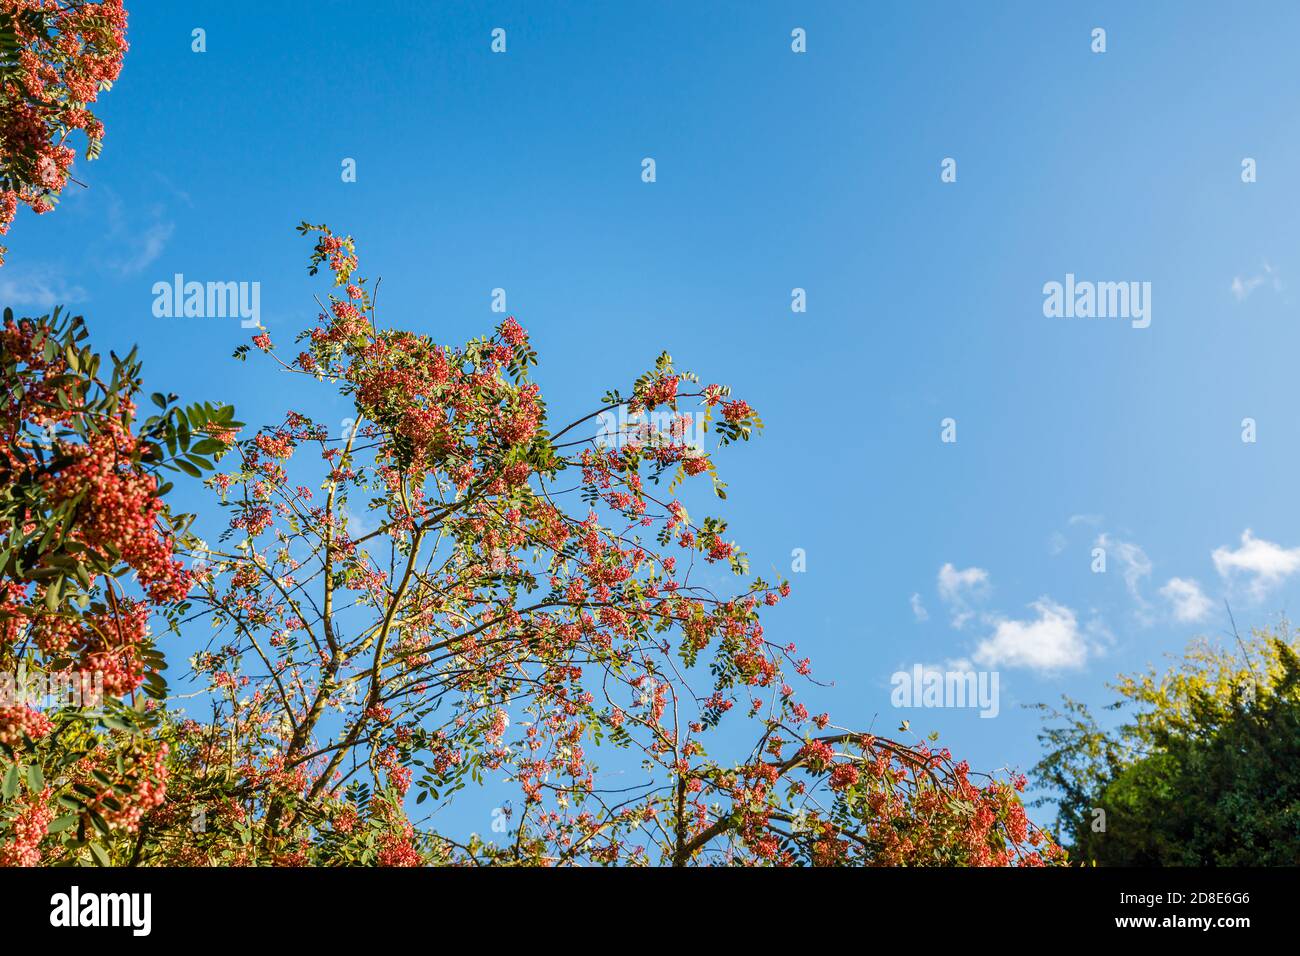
<box><xmin>1159</xmin><ymin>577</ymin><xmax>1213</xmax><ymax>622</ymax></box>
<box><xmin>973</xmin><ymin>598</ymin><xmax>1088</xmax><ymax>672</ymax></box>
<box><xmin>0</xmin><ymin>267</ymin><xmax>87</xmax><ymax>308</ymax></box>
<box><xmin>342</xmin><ymin>504</ymin><xmax>374</xmax><ymax>539</ymax></box>
<box><xmin>1096</xmin><ymin>533</ymin><xmax>1152</xmax><ymax>603</ymax></box>
<box><xmin>93</xmin><ymin>191</ymin><xmax>174</xmax><ymax>276</ymax></box>
<box><xmin>909</xmin><ymin>593</ymin><xmax>928</xmax><ymax>622</ymax></box>
<box><xmin>1232</xmin><ymin>275</ymin><xmax>1264</xmax><ymax>300</ymax></box>
<box><xmin>1212</xmin><ymin>529</ymin><xmax>1300</xmax><ymax>598</ymax></box>
<box><xmin>101</xmin><ymin>218</ymin><xmax>173</xmax><ymax>276</ymax></box>
<box><xmin>1231</xmin><ymin>261</ymin><xmax>1282</xmax><ymax>302</ymax></box>
<box><xmin>937</xmin><ymin>563</ymin><xmax>990</xmax><ymax>628</ymax></box>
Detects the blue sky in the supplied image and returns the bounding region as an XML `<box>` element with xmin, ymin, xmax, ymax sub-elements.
<box><xmin>8</xmin><ymin>0</ymin><xmax>1300</xmax><ymax>836</ymax></box>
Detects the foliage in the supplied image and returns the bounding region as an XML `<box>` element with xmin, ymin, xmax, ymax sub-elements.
<box><xmin>0</xmin><ymin>305</ymin><xmax>236</xmax><ymax>865</ymax></box>
<box><xmin>0</xmin><ymin>0</ymin><xmax>127</xmax><ymax>264</ymax></box>
<box><xmin>1033</xmin><ymin>625</ymin><xmax>1300</xmax><ymax>865</ymax></box>
<box><xmin>0</xmin><ymin>229</ymin><xmax>1056</xmax><ymax>866</ymax></box>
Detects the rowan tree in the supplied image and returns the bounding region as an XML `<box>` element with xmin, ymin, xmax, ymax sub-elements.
<box><xmin>93</xmin><ymin>224</ymin><xmax>1056</xmax><ymax>867</ymax></box>
<box><xmin>0</xmin><ymin>227</ymin><xmax>1057</xmax><ymax>866</ymax></box>
<box><xmin>0</xmin><ymin>304</ymin><xmax>236</xmax><ymax>865</ymax></box>
<box><xmin>0</xmin><ymin>0</ymin><xmax>127</xmax><ymax>264</ymax></box>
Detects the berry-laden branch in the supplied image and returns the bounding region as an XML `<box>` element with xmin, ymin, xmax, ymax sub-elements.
<box><xmin>146</xmin><ymin>224</ymin><xmax>1057</xmax><ymax>866</ymax></box>
<box><xmin>0</xmin><ymin>0</ymin><xmax>128</xmax><ymax>265</ymax></box>
<box><xmin>0</xmin><ymin>304</ymin><xmax>239</xmax><ymax>866</ymax></box>
<box><xmin>0</xmin><ymin>225</ymin><xmax>1058</xmax><ymax>866</ymax></box>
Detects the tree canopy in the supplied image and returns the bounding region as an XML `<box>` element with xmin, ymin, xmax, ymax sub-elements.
<box><xmin>0</xmin><ymin>0</ymin><xmax>127</xmax><ymax>265</ymax></box>
<box><xmin>0</xmin><ymin>229</ymin><xmax>1059</xmax><ymax>866</ymax></box>
<box><xmin>1033</xmin><ymin>625</ymin><xmax>1300</xmax><ymax>865</ymax></box>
